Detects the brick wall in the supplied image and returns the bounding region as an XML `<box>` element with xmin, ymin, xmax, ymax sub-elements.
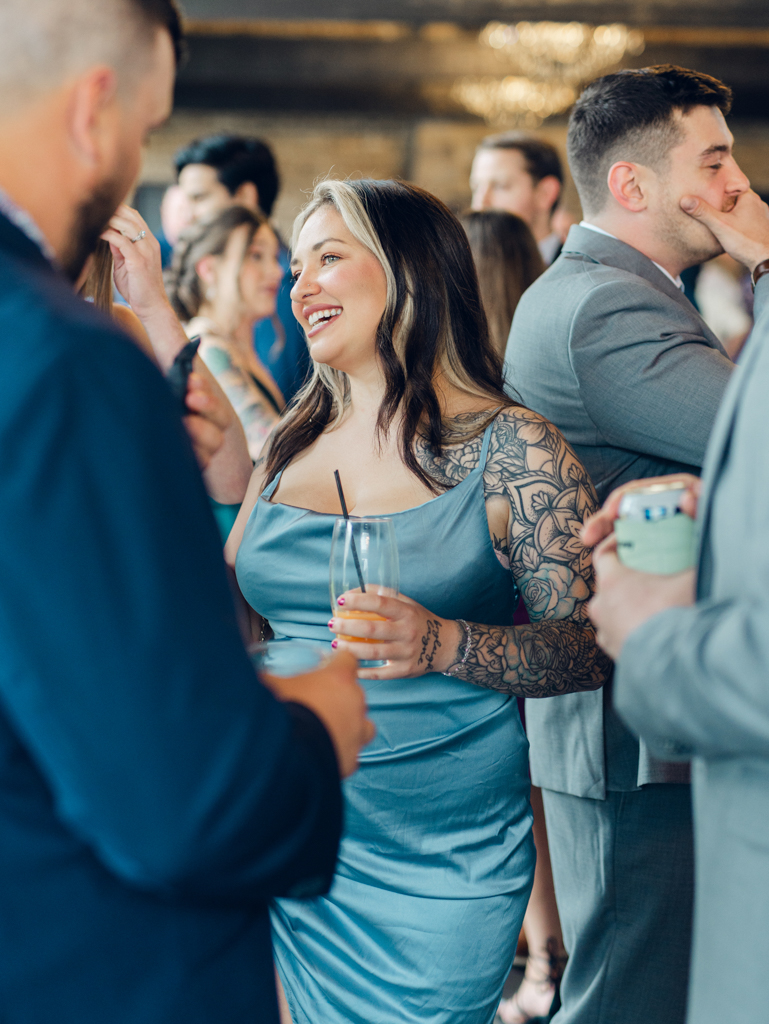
<box><xmin>141</xmin><ymin>110</ymin><xmax>769</xmax><ymax>240</ymax></box>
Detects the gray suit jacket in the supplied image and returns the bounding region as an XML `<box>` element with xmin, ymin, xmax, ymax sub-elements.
<box><xmin>614</xmin><ymin>277</ymin><xmax>769</xmax><ymax>1024</ymax></box>
<box><xmin>506</xmin><ymin>224</ymin><xmax>734</xmax><ymax>798</ymax></box>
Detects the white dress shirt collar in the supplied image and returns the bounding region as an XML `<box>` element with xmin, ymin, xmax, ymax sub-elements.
<box><xmin>579</xmin><ymin>220</ymin><xmax>684</xmax><ymax>291</ymax></box>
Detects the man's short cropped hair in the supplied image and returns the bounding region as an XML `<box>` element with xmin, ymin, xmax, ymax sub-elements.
<box><xmin>175</xmin><ymin>135</ymin><xmax>281</xmax><ymax>217</ymax></box>
<box><xmin>477</xmin><ymin>132</ymin><xmax>564</xmax><ymax>186</ymax></box>
<box><xmin>0</xmin><ymin>0</ymin><xmax>184</xmax><ymax>108</ymax></box>
<box><xmin>567</xmin><ymin>64</ymin><xmax>733</xmax><ymax>215</ymax></box>
<box><xmin>131</xmin><ymin>0</ymin><xmax>184</xmax><ymax>65</ymax></box>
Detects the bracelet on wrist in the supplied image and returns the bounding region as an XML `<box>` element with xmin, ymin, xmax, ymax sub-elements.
<box><xmin>751</xmin><ymin>258</ymin><xmax>769</xmax><ymax>291</ymax></box>
<box><xmin>443</xmin><ymin>619</ymin><xmax>474</xmax><ymax>677</ymax></box>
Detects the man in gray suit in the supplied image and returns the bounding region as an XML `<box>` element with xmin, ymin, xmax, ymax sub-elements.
<box><xmin>505</xmin><ymin>65</ymin><xmax>743</xmax><ymax>1023</ymax></box>
<box><xmin>586</xmin><ymin>189</ymin><xmax>769</xmax><ymax>1024</ymax></box>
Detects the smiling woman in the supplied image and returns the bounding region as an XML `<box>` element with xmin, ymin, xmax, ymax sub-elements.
<box><xmin>165</xmin><ymin>205</ymin><xmax>285</xmax><ymax>460</ymax></box>
<box><xmin>225</xmin><ymin>178</ymin><xmax>610</xmax><ymax>1024</ymax></box>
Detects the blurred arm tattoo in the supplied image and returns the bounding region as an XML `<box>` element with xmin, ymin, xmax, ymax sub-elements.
<box><xmin>417</xmin><ymin>409</ymin><xmax>611</xmax><ymax>697</ymax></box>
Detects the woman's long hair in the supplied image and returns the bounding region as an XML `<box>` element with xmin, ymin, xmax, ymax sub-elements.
<box><xmin>264</xmin><ymin>178</ymin><xmax>516</xmax><ymax>492</ymax></box>
<box><xmin>164</xmin><ymin>205</ymin><xmax>267</xmax><ymax>322</ymax></box>
<box><xmin>459</xmin><ymin>210</ymin><xmax>545</xmax><ymax>358</ymax></box>
<box><xmin>79</xmin><ymin>240</ymin><xmax>114</xmax><ymax>313</ymax></box>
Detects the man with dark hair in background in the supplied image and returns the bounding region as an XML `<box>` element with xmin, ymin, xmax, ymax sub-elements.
<box><xmin>506</xmin><ymin>66</ymin><xmax>740</xmax><ymax>1024</ymax></box>
<box><xmin>175</xmin><ymin>135</ymin><xmax>310</xmax><ymax>401</ymax></box>
<box><xmin>0</xmin><ymin>3</ymin><xmax>372</xmax><ymax>1022</ymax></box>
<box><xmin>470</xmin><ymin>131</ymin><xmax>565</xmax><ymax>265</ymax></box>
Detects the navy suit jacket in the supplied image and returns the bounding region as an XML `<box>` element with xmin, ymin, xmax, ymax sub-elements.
<box><xmin>0</xmin><ymin>213</ymin><xmax>342</xmax><ymax>1023</ymax></box>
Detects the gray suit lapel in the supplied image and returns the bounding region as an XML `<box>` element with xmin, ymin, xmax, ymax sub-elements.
<box><xmin>561</xmin><ymin>225</ymin><xmax>725</xmax><ymax>352</ymax></box>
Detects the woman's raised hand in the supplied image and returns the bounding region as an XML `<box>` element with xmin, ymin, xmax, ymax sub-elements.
<box><xmin>329</xmin><ymin>591</ymin><xmax>462</xmax><ymax>680</ymax></box>
<box><xmin>101</xmin><ymin>205</ymin><xmax>169</xmax><ymax>323</ymax></box>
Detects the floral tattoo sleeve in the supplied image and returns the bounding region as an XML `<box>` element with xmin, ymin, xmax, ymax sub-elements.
<box><xmin>417</xmin><ymin>409</ymin><xmax>611</xmax><ymax>697</ymax></box>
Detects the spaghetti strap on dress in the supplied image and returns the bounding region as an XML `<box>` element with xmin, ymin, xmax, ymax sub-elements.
<box><xmin>236</xmin><ymin>421</ymin><xmax>534</xmax><ymax>1024</ymax></box>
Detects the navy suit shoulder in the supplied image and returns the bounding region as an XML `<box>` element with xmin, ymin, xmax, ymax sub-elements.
<box><xmin>0</xmin><ymin>215</ymin><xmax>342</xmax><ymax>1024</ymax></box>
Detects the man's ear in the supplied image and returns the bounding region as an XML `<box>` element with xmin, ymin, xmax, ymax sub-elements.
<box><xmin>233</xmin><ymin>180</ymin><xmax>259</xmax><ymax>212</ymax></box>
<box><xmin>606</xmin><ymin>161</ymin><xmax>648</xmax><ymax>212</ymax></box>
<box><xmin>67</xmin><ymin>66</ymin><xmax>119</xmax><ymax>171</ymax></box>
<box><xmin>534</xmin><ymin>175</ymin><xmax>562</xmax><ymax>215</ymax></box>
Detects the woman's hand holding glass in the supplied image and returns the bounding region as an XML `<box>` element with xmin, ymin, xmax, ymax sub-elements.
<box><xmin>330</xmin><ymin>591</ymin><xmax>462</xmax><ymax>680</ymax></box>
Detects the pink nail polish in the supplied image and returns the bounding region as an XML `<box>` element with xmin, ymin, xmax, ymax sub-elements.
<box><xmin>328</xmin><ymin>620</ymin><xmax>334</xmax><ymax>629</ymax></box>
<box><xmin>331</xmin><ymin>639</ymin><xmax>338</xmax><ymax>649</ymax></box>
<box><xmin>337</xmin><ymin>597</ymin><xmax>345</xmax><ymax>606</ymax></box>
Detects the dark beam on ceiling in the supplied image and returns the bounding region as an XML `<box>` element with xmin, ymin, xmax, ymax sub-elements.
<box><xmin>174</xmin><ymin>32</ymin><xmax>769</xmax><ymax>120</ymax></box>
<box><xmin>180</xmin><ymin>1</ymin><xmax>769</xmax><ymax>30</ymax></box>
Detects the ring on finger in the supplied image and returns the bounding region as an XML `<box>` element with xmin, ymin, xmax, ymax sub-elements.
<box><xmin>131</xmin><ymin>230</ymin><xmax>147</xmax><ymax>243</ymax></box>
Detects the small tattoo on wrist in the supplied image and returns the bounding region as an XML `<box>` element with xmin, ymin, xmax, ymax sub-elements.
<box><xmin>417</xmin><ymin>619</ymin><xmax>442</xmax><ymax>671</ymax></box>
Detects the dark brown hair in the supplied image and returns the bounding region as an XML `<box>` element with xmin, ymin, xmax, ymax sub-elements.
<box><xmin>568</xmin><ymin>65</ymin><xmax>733</xmax><ymax>215</ymax></box>
<box><xmin>459</xmin><ymin>210</ymin><xmax>545</xmax><ymax>358</ymax></box>
<box><xmin>164</xmin><ymin>205</ymin><xmax>268</xmax><ymax>321</ymax></box>
<box><xmin>264</xmin><ymin>178</ymin><xmax>516</xmax><ymax>492</ymax></box>
<box><xmin>478</xmin><ymin>131</ymin><xmax>563</xmax><ymax>187</ymax></box>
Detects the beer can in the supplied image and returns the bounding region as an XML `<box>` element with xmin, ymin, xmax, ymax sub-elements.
<box><xmin>615</xmin><ymin>481</ymin><xmax>696</xmax><ymax>574</ymax></box>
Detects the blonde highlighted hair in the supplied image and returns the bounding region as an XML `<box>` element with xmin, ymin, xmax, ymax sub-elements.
<box><xmin>265</xmin><ymin>178</ymin><xmax>516</xmax><ymax>491</ymax></box>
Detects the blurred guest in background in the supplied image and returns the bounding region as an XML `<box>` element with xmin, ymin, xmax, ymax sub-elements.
<box><xmin>166</xmin><ymin>205</ymin><xmax>285</xmax><ymax>463</ymax></box>
<box><xmin>460</xmin><ymin>208</ymin><xmax>562</xmax><ymax>1023</ymax></box>
<box><xmin>695</xmin><ymin>252</ymin><xmax>753</xmax><ymax>359</ymax></box>
<box><xmin>460</xmin><ymin>210</ymin><xmax>544</xmax><ymax>358</ymax></box>
<box><xmin>507</xmin><ymin>65</ymin><xmax>740</xmax><ymax>1024</ymax></box>
<box><xmin>157</xmin><ymin>182</ymin><xmax>192</xmax><ymax>266</ymax></box>
<box><xmin>80</xmin><ymin>206</ymin><xmax>252</xmax><ymax>504</ymax></box>
<box><xmin>175</xmin><ymin>135</ymin><xmax>311</xmax><ymax>401</ymax></box>
<box><xmin>470</xmin><ymin>132</ymin><xmax>566</xmax><ymax>266</ymax></box>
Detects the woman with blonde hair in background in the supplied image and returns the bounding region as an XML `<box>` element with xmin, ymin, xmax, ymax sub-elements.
<box><xmin>226</xmin><ymin>178</ymin><xmax>610</xmax><ymax>1024</ymax></box>
<box><xmin>166</xmin><ymin>205</ymin><xmax>286</xmax><ymax>462</ymax></box>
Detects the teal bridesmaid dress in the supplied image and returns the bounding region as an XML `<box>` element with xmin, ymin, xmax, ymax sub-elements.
<box><xmin>235</xmin><ymin>424</ymin><xmax>535</xmax><ymax>1024</ymax></box>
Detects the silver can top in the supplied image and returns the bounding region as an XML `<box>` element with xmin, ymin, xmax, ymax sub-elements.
<box><xmin>618</xmin><ymin>481</ymin><xmax>689</xmax><ymax>522</ymax></box>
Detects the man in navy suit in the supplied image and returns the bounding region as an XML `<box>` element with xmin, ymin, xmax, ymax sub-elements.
<box><xmin>0</xmin><ymin>2</ymin><xmax>373</xmax><ymax>1022</ymax></box>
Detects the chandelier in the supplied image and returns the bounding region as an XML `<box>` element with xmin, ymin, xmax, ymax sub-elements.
<box><xmin>454</xmin><ymin>20</ymin><xmax>645</xmax><ymax>126</ymax></box>
<box><xmin>452</xmin><ymin>77</ymin><xmax>577</xmax><ymax>128</ymax></box>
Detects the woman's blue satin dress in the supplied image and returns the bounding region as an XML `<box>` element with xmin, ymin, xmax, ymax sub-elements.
<box><xmin>236</xmin><ymin>424</ymin><xmax>535</xmax><ymax>1023</ymax></box>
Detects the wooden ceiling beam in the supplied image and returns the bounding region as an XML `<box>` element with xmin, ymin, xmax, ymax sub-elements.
<box><xmin>184</xmin><ymin>19</ymin><xmax>769</xmax><ymax>48</ymax></box>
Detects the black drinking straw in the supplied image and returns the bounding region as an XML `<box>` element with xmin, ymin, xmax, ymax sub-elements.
<box><xmin>334</xmin><ymin>469</ymin><xmax>366</xmax><ymax>594</ymax></box>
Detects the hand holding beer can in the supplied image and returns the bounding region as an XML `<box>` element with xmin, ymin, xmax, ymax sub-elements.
<box><xmin>614</xmin><ymin>481</ymin><xmax>697</xmax><ymax>574</ymax></box>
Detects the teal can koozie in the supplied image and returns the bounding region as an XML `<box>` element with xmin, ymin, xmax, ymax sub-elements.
<box><xmin>615</xmin><ymin>482</ymin><xmax>696</xmax><ymax>575</ymax></box>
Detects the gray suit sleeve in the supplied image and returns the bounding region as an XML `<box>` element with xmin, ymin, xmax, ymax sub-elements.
<box><xmin>614</xmin><ymin>278</ymin><xmax>769</xmax><ymax>760</ymax></box>
<box><xmin>569</xmin><ymin>280</ymin><xmax>733</xmax><ymax>466</ymax></box>
<box><xmin>614</xmin><ymin>596</ymin><xmax>769</xmax><ymax>761</ymax></box>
